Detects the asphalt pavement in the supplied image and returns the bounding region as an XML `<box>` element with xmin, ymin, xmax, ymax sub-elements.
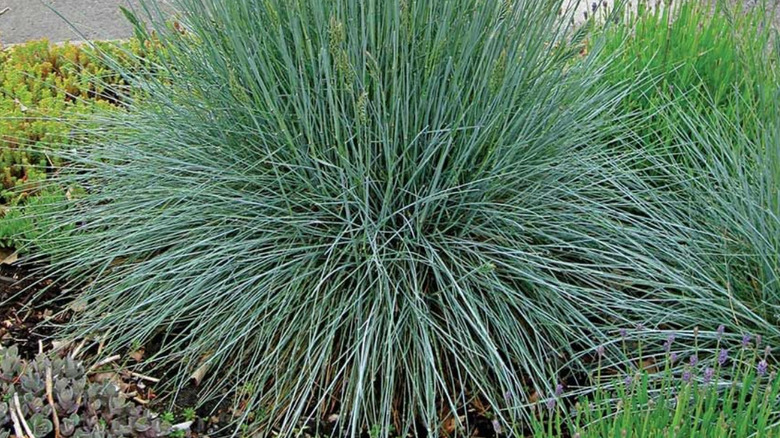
<box><xmin>0</xmin><ymin>0</ymin><xmax>168</xmax><ymax>45</ymax></box>
<box><xmin>0</xmin><ymin>0</ymin><xmax>776</xmax><ymax>47</ymax></box>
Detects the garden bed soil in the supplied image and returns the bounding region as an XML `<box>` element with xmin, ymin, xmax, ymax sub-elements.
<box><xmin>0</xmin><ymin>261</ymin><xmax>70</xmax><ymax>359</ymax></box>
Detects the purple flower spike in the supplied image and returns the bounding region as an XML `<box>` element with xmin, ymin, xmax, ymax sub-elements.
<box><xmin>624</xmin><ymin>374</ymin><xmax>632</xmax><ymax>386</ymax></box>
<box><xmin>718</xmin><ymin>349</ymin><xmax>729</xmax><ymax>366</ymax></box>
<box><xmin>742</xmin><ymin>333</ymin><xmax>751</xmax><ymax>348</ymax></box>
<box><xmin>504</xmin><ymin>390</ymin><xmax>513</xmax><ymax>401</ymax></box>
<box><xmin>756</xmin><ymin>334</ymin><xmax>762</xmax><ymax>348</ymax></box>
<box><xmin>670</xmin><ymin>352</ymin><xmax>678</xmax><ymax>364</ymax></box>
<box><xmin>596</xmin><ymin>345</ymin><xmax>605</xmax><ymax>358</ymax></box>
<box><xmin>689</xmin><ymin>355</ymin><xmax>698</xmax><ymax>367</ymax></box>
<box><xmin>619</xmin><ymin>328</ymin><xmax>628</xmax><ymax>339</ymax></box>
<box><xmin>667</xmin><ymin>333</ymin><xmax>676</xmax><ymax>344</ymax></box>
<box><xmin>758</xmin><ymin>360</ymin><xmax>768</xmax><ymax>377</ymax></box>
<box><xmin>716</xmin><ymin>324</ymin><xmax>725</xmax><ymax>340</ymax></box>
<box><xmin>555</xmin><ymin>383</ymin><xmax>564</xmax><ymax>397</ymax></box>
<box><xmin>546</xmin><ymin>398</ymin><xmax>556</xmax><ymax>411</ymax></box>
<box><xmin>703</xmin><ymin>367</ymin><xmax>715</xmax><ymax>384</ymax></box>
<box><xmin>492</xmin><ymin>419</ymin><xmax>503</xmax><ymax>434</ymax></box>
<box><xmin>591</xmin><ymin>1</ymin><xmax>598</xmax><ymax>12</ymax></box>
<box><xmin>636</xmin><ymin>323</ymin><xmax>646</xmax><ymax>331</ymax></box>
<box><xmin>682</xmin><ymin>370</ymin><xmax>692</xmax><ymax>383</ymax></box>
<box><xmin>663</xmin><ymin>341</ymin><xmax>671</xmax><ymax>352</ymax></box>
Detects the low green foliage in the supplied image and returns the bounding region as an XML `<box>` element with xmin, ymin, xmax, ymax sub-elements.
<box><xmin>180</xmin><ymin>407</ymin><xmax>196</xmax><ymax>423</ymax></box>
<box><xmin>1</xmin><ymin>40</ymin><xmax>124</xmax><ymax>203</ymax></box>
<box><xmin>0</xmin><ymin>188</ymin><xmax>70</xmax><ymax>249</ymax></box>
<box><xmin>531</xmin><ymin>329</ymin><xmax>780</xmax><ymax>437</ymax></box>
<box><xmin>160</xmin><ymin>411</ymin><xmax>175</xmax><ymax>424</ymax></box>
<box><xmin>0</xmin><ymin>38</ymin><xmax>156</xmax><ymax>249</ymax></box>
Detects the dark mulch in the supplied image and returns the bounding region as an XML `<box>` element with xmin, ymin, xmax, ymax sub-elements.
<box><xmin>139</xmin><ymin>335</ymin><xmax>227</xmax><ymax>436</ymax></box>
<box><xmin>0</xmin><ymin>261</ymin><xmax>71</xmax><ymax>359</ymax></box>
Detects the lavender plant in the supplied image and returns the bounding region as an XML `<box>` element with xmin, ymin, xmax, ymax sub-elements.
<box><xmin>531</xmin><ymin>327</ymin><xmax>780</xmax><ymax>437</ymax></box>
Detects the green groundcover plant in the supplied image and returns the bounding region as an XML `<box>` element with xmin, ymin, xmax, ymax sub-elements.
<box><xmin>20</xmin><ymin>0</ymin><xmax>780</xmax><ymax>436</ymax></box>
<box><xmin>531</xmin><ymin>328</ymin><xmax>780</xmax><ymax>437</ymax></box>
<box><xmin>0</xmin><ymin>38</ymin><xmax>156</xmax><ymax>249</ymax></box>
<box><xmin>0</xmin><ymin>345</ymin><xmax>177</xmax><ymax>437</ymax></box>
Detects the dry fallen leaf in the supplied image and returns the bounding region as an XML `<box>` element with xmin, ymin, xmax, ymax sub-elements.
<box><xmin>50</xmin><ymin>340</ymin><xmax>70</xmax><ymax>351</ymax></box>
<box><xmin>90</xmin><ymin>372</ymin><xmax>122</xmax><ymax>386</ymax></box>
<box><xmin>641</xmin><ymin>357</ymin><xmax>658</xmax><ymax>374</ymax></box>
<box><xmin>68</xmin><ymin>298</ymin><xmax>89</xmax><ymax>313</ymax></box>
<box><xmin>190</xmin><ymin>353</ymin><xmax>214</xmax><ymax>386</ymax></box>
<box><xmin>129</xmin><ymin>348</ymin><xmax>146</xmax><ymax>362</ymax></box>
<box><xmin>0</xmin><ymin>250</ymin><xmax>19</xmax><ymax>265</ymax></box>
<box><xmin>191</xmin><ymin>362</ymin><xmax>210</xmax><ymax>386</ymax></box>
<box><xmin>439</xmin><ymin>414</ymin><xmax>459</xmax><ymax>436</ymax></box>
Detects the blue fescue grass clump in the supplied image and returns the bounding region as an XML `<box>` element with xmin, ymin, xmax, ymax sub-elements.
<box><xmin>666</xmin><ymin>94</ymin><xmax>780</xmax><ymax>341</ymax></box>
<box><xmin>588</xmin><ymin>0</ymin><xmax>780</xmax><ymax>342</ymax></box>
<box><xmin>531</xmin><ymin>327</ymin><xmax>780</xmax><ymax>437</ymax></box>
<box><xmin>23</xmin><ymin>0</ymin><xmax>779</xmax><ymax>435</ymax></box>
<box><xmin>591</xmin><ymin>0</ymin><xmax>780</xmax><ymax>332</ymax></box>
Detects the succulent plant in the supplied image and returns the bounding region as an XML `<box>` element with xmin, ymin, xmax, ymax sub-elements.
<box><xmin>0</xmin><ymin>345</ymin><xmax>176</xmax><ymax>437</ymax></box>
<box><xmin>0</xmin><ymin>38</ymin><xmax>161</xmax><ymax>252</ymax></box>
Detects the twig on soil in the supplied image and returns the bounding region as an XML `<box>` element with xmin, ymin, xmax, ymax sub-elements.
<box><xmin>20</xmin><ymin>308</ymin><xmax>33</xmax><ymax>323</ymax></box>
<box><xmin>128</xmin><ymin>370</ymin><xmax>161</xmax><ymax>383</ymax></box>
<box><xmin>9</xmin><ymin>399</ymin><xmax>25</xmax><ymax>438</ymax></box>
<box><xmin>190</xmin><ymin>360</ymin><xmax>211</xmax><ymax>386</ymax></box>
<box><xmin>38</xmin><ymin>340</ymin><xmax>43</xmax><ymax>356</ymax></box>
<box><xmin>70</xmin><ymin>339</ymin><xmax>87</xmax><ymax>359</ymax></box>
<box><xmin>88</xmin><ymin>354</ymin><xmax>121</xmax><ymax>372</ymax></box>
<box><xmin>132</xmin><ymin>396</ymin><xmax>150</xmax><ymax>405</ymax></box>
<box><xmin>0</xmin><ymin>8</ymin><xmax>9</xmax><ymax>17</ymax></box>
<box><xmin>0</xmin><ymin>275</ymin><xmax>16</xmax><ymax>284</ymax></box>
<box><xmin>14</xmin><ymin>393</ymin><xmax>36</xmax><ymax>438</ymax></box>
<box><xmin>97</xmin><ymin>336</ymin><xmax>106</xmax><ymax>357</ymax></box>
<box><xmin>46</xmin><ymin>366</ymin><xmax>62</xmax><ymax>438</ymax></box>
